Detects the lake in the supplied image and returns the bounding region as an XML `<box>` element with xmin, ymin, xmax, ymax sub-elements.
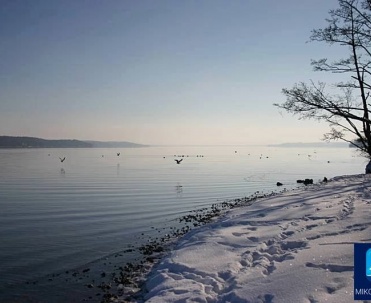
<box><xmin>0</xmin><ymin>145</ymin><xmax>366</xmax><ymax>302</ymax></box>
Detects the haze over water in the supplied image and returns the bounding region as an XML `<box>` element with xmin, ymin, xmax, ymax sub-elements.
<box><xmin>0</xmin><ymin>145</ymin><xmax>365</xmax><ymax>302</ymax></box>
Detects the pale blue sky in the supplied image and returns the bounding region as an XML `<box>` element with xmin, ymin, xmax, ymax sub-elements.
<box><xmin>0</xmin><ymin>0</ymin><xmax>347</xmax><ymax>145</ymax></box>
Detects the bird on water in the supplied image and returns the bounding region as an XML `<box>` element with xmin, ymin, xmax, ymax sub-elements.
<box><xmin>59</xmin><ymin>157</ymin><xmax>66</xmax><ymax>163</ymax></box>
<box><xmin>175</xmin><ymin>159</ymin><xmax>183</xmax><ymax>164</ymax></box>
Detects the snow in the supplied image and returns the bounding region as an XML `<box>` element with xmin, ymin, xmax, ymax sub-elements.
<box><xmin>142</xmin><ymin>174</ymin><xmax>371</xmax><ymax>303</ymax></box>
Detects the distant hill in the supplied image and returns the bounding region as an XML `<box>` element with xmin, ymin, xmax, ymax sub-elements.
<box><xmin>268</xmin><ymin>142</ymin><xmax>349</xmax><ymax>148</ymax></box>
<box><xmin>85</xmin><ymin>140</ymin><xmax>149</xmax><ymax>148</ymax></box>
<box><xmin>0</xmin><ymin>136</ymin><xmax>148</xmax><ymax>148</ymax></box>
<box><xmin>0</xmin><ymin>136</ymin><xmax>91</xmax><ymax>148</ymax></box>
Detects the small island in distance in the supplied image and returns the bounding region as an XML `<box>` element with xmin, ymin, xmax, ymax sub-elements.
<box><xmin>0</xmin><ymin>136</ymin><xmax>148</xmax><ymax>148</ymax></box>
<box><xmin>268</xmin><ymin>142</ymin><xmax>349</xmax><ymax>148</ymax></box>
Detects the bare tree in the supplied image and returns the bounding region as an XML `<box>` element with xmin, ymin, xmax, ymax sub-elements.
<box><xmin>275</xmin><ymin>0</ymin><xmax>371</xmax><ymax>158</ymax></box>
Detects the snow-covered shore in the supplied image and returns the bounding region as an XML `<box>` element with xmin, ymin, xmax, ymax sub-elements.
<box><xmin>141</xmin><ymin>174</ymin><xmax>371</xmax><ymax>303</ymax></box>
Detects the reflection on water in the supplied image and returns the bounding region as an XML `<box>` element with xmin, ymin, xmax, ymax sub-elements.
<box><xmin>175</xmin><ymin>183</ymin><xmax>183</xmax><ymax>196</ymax></box>
<box><xmin>60</xmin><ymin>168</ymin><xmax>66</xmax><ymax>175</ymax></box>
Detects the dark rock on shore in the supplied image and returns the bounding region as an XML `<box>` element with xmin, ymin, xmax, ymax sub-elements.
<box><xmin>297</xmin><ymin>179</ymin><xmax>313</xmax><ymax>185</ymax></box>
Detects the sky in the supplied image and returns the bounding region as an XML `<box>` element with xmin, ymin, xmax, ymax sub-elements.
<box><xmin>0</xmin><ymin>0</ymin><xmax>349</xmax><ymax>145</ymax></box>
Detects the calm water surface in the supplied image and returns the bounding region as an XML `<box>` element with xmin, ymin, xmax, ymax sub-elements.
<box><xmin>0</xmin><ymin>146</ymin><xmax>366</xmax><ymax>301</ymax></box>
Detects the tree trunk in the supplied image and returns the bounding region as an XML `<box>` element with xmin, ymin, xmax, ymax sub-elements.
<box><xmin>366</xmin><ymin>160</ymin><xmax>371</xmax><ymax>174</ymax></box>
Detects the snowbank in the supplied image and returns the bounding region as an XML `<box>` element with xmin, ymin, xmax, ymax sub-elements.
<box><xmin>142</xmin><ymin>174</ymin><xmax>371</xmax><ymax>303</ymax></box>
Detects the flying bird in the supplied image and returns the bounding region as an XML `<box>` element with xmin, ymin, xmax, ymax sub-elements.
<box><xmin>59</xmin><ymin>157</ymin><xmax>66</xmax><ymax>163</ymax></box>
<box><xmin>175</xmin><ymin>159</ymin><xmax>183</xmax><ymax>164</ymax></box>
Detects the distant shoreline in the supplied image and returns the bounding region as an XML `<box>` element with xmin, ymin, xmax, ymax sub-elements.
<box><xmin>0</xmin><ymin>136</ymin><xmax>351</xmax><ymax>149</ymax></box>
<box><xmin>268</xmin><ymin>142</ymin><xmax>349</xmax><ymax>148</ymax></box>
<box><xmin>0</xmin><ymin>136</ymin><xmax>148</xmax><ymax>149</ymax></box>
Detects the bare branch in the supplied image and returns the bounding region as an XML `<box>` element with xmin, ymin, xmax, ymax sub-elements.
<box><xmin>276</xmin><ymin>0</ymin><xmax>371</xmax><ymax>158</ymax></box>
